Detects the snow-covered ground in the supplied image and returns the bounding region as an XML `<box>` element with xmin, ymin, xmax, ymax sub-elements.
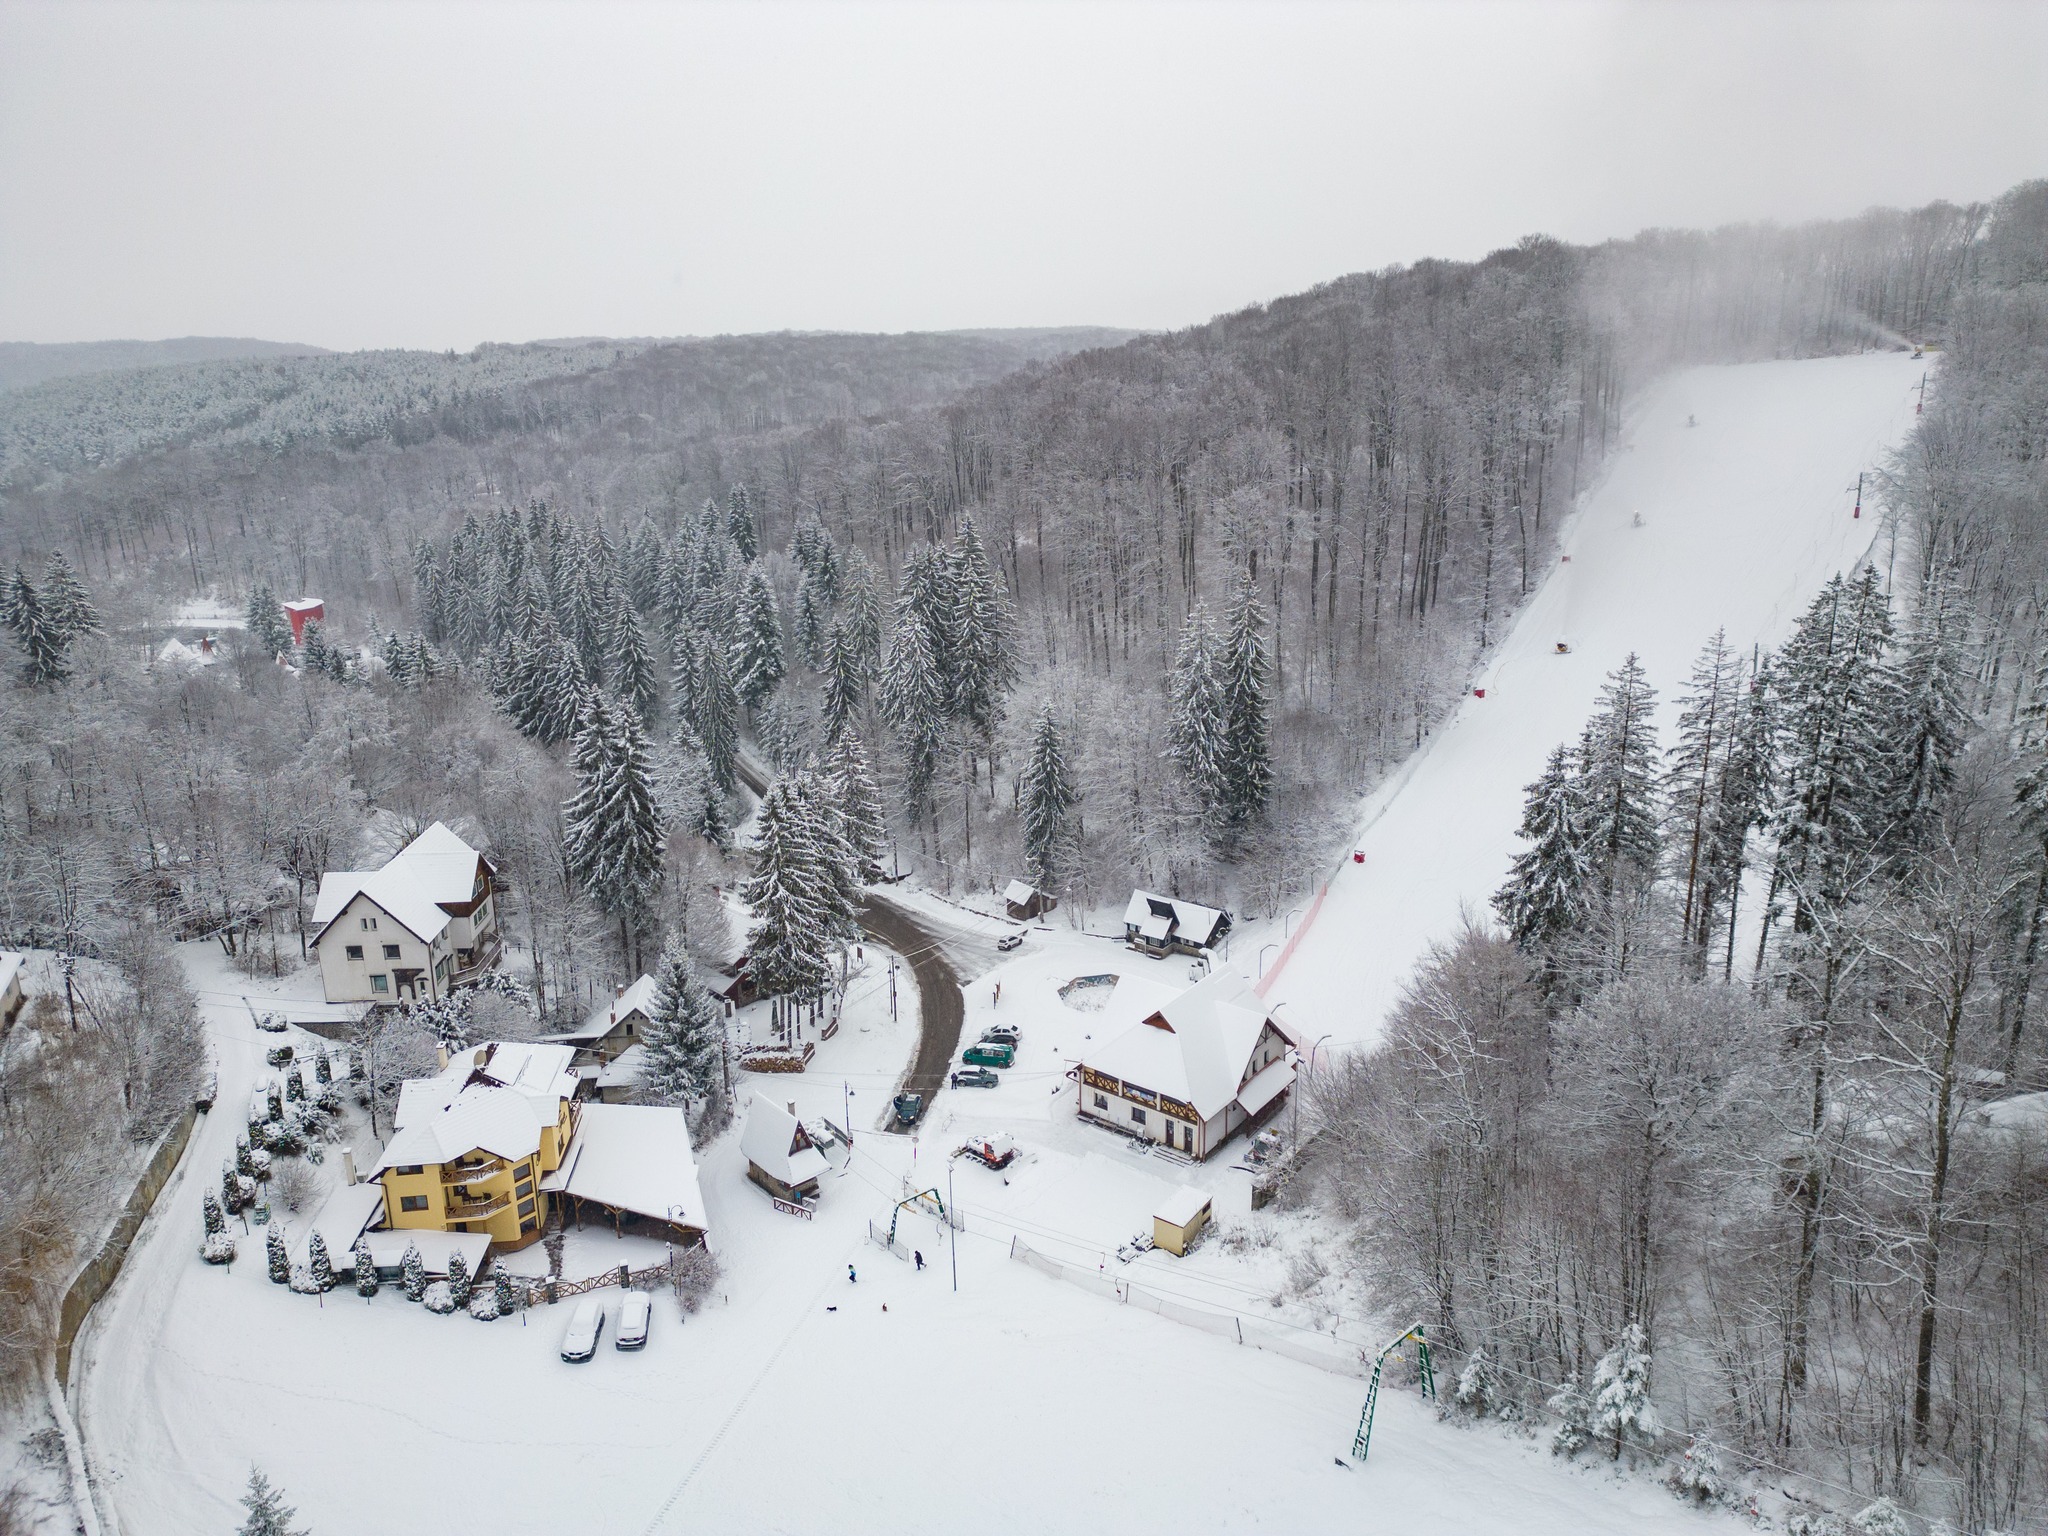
<box><xmin>1256</xmin><ymin>352</ymin><xmax>1925</xmax><ymax>1049</ymax></box>
<box><xmin>65</xmin><ymin>353</ymin><xmax>1925</xmax><ymax>1535</ymax></box>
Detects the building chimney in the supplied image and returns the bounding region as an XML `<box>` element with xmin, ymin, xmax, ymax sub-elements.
<box><xmin>341</xmin><ymin>1149</ymin><xmax>359</xmax><ymax>1186</ymax></box>
<box><xmin>436</xmin><ymin>1046</ymin><xmax>449</xmax><ymax>1070</ymax></box>
<box><xmin>787</xmin><ymin>1102</ymin><xmax>797</xmax><ymax>1116</ymax></box>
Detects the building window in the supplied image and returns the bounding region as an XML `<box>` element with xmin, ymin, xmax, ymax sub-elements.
<box><xmin>396</xmin><ymin>1164</ymin><xmax>424</xmax><ymax>1175</ymax></box>
<box><xmin>370</xmin><ymin>974</ymin><xmax>389</xmax><ymax>994</ymax></box>
<box><xmin>1094</xmin><ymin>1093</ymin><xmax>1108</xmax><ymax>1111</ymax></box>
<box><xmin>516</xmin><ymin>1180</ymin><xmax>533</xmax><ymax>1199</ymax></box>
<box><xmin>361</xmin><ymin>916</ymin><xmax>378</xmax><ymax>931</ymax></box>
<box><xmin>518</xmin><ymin>1197</ymin><xmax>537</xmax><ymax>1218</ymax></box>
<box><xmin>435</xmin><ymin>957</ymin><xmax>448</xmax><ymax>980</ymax></box>
<box><xmin>345</xmin><ymin>945</ymin><xmax>363</xmax><ymax>961</ymax></box>
<box><xmin>382</xmin><ymin>943</ymin><xmax>401</xmax><ymax>960</ymax></box>
<box><xmin>1130</xmin><ymin>1107</ymin><xmax>1147</xmax><ymax>1125</ymax></box>
<box><xmin>399</xmin><ymin>1195</ymin><xmax>428</xmax><ymax>1212</ymax></box>
<box><xmin>520</xmin><ymin>1215</ymin><xmax>537</xmax><ymax>1234</ymax></box>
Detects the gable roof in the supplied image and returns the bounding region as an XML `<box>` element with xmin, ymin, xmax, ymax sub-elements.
<box><xmin>740</xmin><ymin>1095</ymin><xmax>829</xmax><ymax>1187</ymax></box>
<box><xmin>373</xmin><ymin>1084</ymin><xmax>544</xmax><ymax>1173</ymax></box>
<box><xmin>1003</xmin><ymin>879</ymin><xmax>1039</xmax><ymax>905</ymax></box>
<box><xmin>311</xmin><ymin>869</ymin><xmax>452</xmax><ymax>946</ymax></box>
<box><xmin>547</xmin><ymin>1103</ymin><xmax>708</xmax><ymax>1233</ymax></box>
<box><xmin>560</xmin><ymin>975</ymin><xmax>660</xmax><ymax>1044</ymax></box>
<box><xmin>393</xmin><ymin>821</ymin><xmax>493</xmax><ymax>908</ymax></box>
<box><xmin>1082</xmin><ymin>970</ymin><xmax>1293</xmax><ymax>1121</ymax></box>
<box><xmin>1121</xmin><ymin>890</ymin><xmax>1228</xmax><ymax>947</ymax></box>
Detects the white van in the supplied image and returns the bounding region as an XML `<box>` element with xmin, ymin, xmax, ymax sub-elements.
<box><xmin>559</xmin><ymin>1297</ymin><xmax>604</xmax><ymax>1362</ymax></box>
<box><xmin>616</xmin><ymin>1290</ymin><xmax>651</xmax><ymax>1351</ymax></box>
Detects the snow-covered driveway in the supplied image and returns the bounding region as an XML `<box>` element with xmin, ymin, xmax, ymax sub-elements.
<box><xmin>1262</xmin><ymin>352</ymin><xmax>1926</xmax><ymax>1047</ymax></box>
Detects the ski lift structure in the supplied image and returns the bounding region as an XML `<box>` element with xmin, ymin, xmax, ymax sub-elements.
<box><xmin>1350</xmin><ymin>1322</ymin><xmax>1436</xmax><ymax>1463</ymax></box>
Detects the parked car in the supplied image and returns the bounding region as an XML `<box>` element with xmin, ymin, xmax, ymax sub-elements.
<box><xmin>615</xmin><ymin>1291</ymin><xmax>651</xmax><ymax>1351</ymax></box>
<box><xmin>951</xmin><ymin>1067</ymin><xmax>999</xmax><ymax>1089</ymax></box>
<box><xmin>892</xmin><ymin>1092</ymin><xmax>924</xmax><ymax>1126</ymax></box>
<box><xmin>996</xmin><ymin>932</ymin><xmax>1024</xmax><ymax>952</ymax></box>
<box><xmin>962</xmin><ymin>1042</ymin><xmax>1015</xmax><ymax>1069</ymax></box>
<box><xmin>980</xmin><ymin>1025</ymin><xmax>1021</xmax><ymax>1047</ymax></box>
<box><xmin>560</xmin><ymin>1297</ymin><xmax>605</xmax><ymax>1362</ymax></box>
<box><xmin>255</xmin><ymin>1012</ymin><xmax>287</xmax><ymax>1033</ymax></box>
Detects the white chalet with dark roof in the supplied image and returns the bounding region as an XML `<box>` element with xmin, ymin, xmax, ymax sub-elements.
<box><xmin>1077</xmin><ymin>971</ymin><xmax>1297</xmax><ymax>1160</ymax></box>
<box><xmin>310</xmin><ymin>823</ymin><xmax>501</xmax><ymax>1005</ymax></box>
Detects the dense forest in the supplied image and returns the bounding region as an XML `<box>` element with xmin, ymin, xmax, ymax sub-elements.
<box><xmin>1</xmin><ymin>182</ymin><xmax>2040</xmax><ymax>1531</ymax></box>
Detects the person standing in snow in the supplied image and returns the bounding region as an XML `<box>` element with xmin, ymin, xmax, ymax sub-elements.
<box><xmin>914</xmin><ymin>1250</ymin><xmax>925</xmax><ymax>1271</ymax></box>
<box><xmin>847</xmin><ymin>1264</ymin><xmax>856</xmax><ymax>1283</ymax></box>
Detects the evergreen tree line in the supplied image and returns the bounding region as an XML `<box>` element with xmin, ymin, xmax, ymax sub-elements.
<box><xmin>1319</xmin><ymin>563</ymin><xmax>2044</xmax><ymax>1529</ymax></box>
<box><xmin>2</xmin><ymin>550</ymin><xmax>101</xmax><ymax>685</ymax></box>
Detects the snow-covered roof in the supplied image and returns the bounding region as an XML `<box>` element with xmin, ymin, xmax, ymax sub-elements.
<box><xmin>282</xmin><ymin>597</ymin><xmax>325</xmax><ymax>614</ymax></box>
<box><xmin>310</xmin><ymin>822</ymin><xmax>492</xmax><ymax>949</ymax></box>
<box><xmin>1155</xmin><ymin>1184</ymin><xmax>1212</xmax><ymax>1229</ymax></box>
<box><xmin>596</xmin><ymin>1043</ymin><xmax>647</xmax><ymax>1091</ymax></box>
<box><xmin>372</xmin><ymin>1085</ymin><xmax>543</xmax><ymax>1173</ymax></box>
<box><xmin>0</xmin><ymin>952</ymin><xmax>22</xmax><ymax>996</ymax></box>
<box><xmin>1081</xmin><ymin>970</ymin><xmax>1293</xmax><ymax>1121</ymax></box>
<box><xmin>561</xmin><ymin>975</ymin><xmax>659</xmax><ymax>1043</ymax></box>
<box><xmin>550</xmin><ymin>1103</ymin><xmax>708</xmax><ymax>1233</ymax></box>
<box><xmin>1122</xmin><ymin>890</ymin><xmax>1228</xmax><ymax>947</ymax></box>
<box><xmin>312</xmin><ymin>867</ymin><xmax>451</xmax><ymax>946</ymax></box>
<box><xmin>741</xmin><ymin>1095</ymin><xmax>829</xmax><ymax>1187</ymax></box>
<box><xmin>352</xmin><ymin>1229</ymin><xmax>490</xmax><ymax>1276</ymax></box>
<box><xmin>292</xmin><ymin>1181</ymin><xmax>384</xmax><ymax>1267</ymax></box>
<box><xmin>1003</xmin><ymin>879</ymin><xmax>1038</xmax><ymax>905</ymax></box>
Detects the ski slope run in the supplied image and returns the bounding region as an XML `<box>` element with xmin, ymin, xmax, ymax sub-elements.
<box><xmin>1264</xmin><ymin>352</ymin><xmax>1926</xmax><ymax>1048</ymax></box>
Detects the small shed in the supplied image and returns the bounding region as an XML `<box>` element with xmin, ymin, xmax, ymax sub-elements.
<box><xmin>718</xmin><ymin>957</ymin><xmax>759</xmax><ymax>1012</ymax></box>
<box><xmin>1003</xmin><ymin>880</ymin><xmax>1055</xmax><ymax>921</ymax></box>
<box><xmin>282</xmin><ymin>598</ymin><xmax>326</xmax><ymax>644</ymax></box>
<box><xmin>742</xmin><ymin>1096</ymin><xmax>828</xmax><ymax>1204</ymax></box>
<box><xmin>1153</xmin><ymin>1185</ymin><xmax>1213</xmax><ymax>1256</ymax></box>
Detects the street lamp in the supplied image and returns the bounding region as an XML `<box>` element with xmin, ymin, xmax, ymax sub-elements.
<box><xmin>1258</xmin><ymin>942</ymin><xmax>1279</xmax><ymax>979</ymax></box>
<box><xmin>1283</xmin><ymin>907</ymin><xmax>1304</xmax><ymax>941</ymax></box>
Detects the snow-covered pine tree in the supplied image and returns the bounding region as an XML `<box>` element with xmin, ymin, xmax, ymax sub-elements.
<box><xmin>1881</xmin><ymin>584</ymin><xmax>1973</xmax><ymax>853</ymax></box>
<box><xmin>1494</xmin><ymin>744</ymin><xmax>1592</xmax><ymax>954</ymax></box>
<box><xmin>493</xmin><ymin>1264</ymin><xmax>517</xmax><ymax>1316</ymax></box>
<box><xmin>1453</xmin><ymin>1347</ymin><xmax>1503</xmax><ymax>1417</ymax></box>
<box><xmin>609</xmin><ymin>605</ymin><xmax>661</xmax><ymax>725</ymax></box>
<box><xmin>791</xmin><ymin>768</ymin><xmax>864</xmax><ymax>945</ymax></box>
<box><xmin>307</xmin><ymin>1231</ymin><xmax>334</xmax><ymax>1291</ymax></box>
<box><xmin>1665</xmin><ymin>629</ymin><xmax>1740</xmax><ymax>966</ymax></box>
<box><xmin>446</xmin><ymin>1248</ymin><xmax>472</xmax><ymax>1307</ymax></box>
<box><xmin>947</xmin><ymin>515</ymin><xmax>1017</xmax><ymax>755</ymax></box>
<box><xmin>1546</xmin><ymin>1373</ymin><xmax>1591</xmax><ymax>1457</ymax></box>
<box><xmin>641</xmin><ymin>937</ymin><xmax>728</xmax><ymax>1119</ymax></box>
<box><xmin>1167</xmin><ymin>604</ymin><xmax>1228</xmax><ymax>815</ymax></box>
<box><xmin>1217</xmin><ymin>576</ymin><xmax>1274</xmax><ymax>832</ymax></box>
<box><xmin>1700</xmin><ymin>652</ymin><xmax>1777</xmax><ymax>975</ymax></box>
<box><xmin>1589</xmin><ymin>1321</ymin><xmax>1656</xmax><ymax>1460</ymax></box>
<box><xmin>402</xmin><ymin>1240</ymin><xmax>427</xmax><ymax>1300</ymax></box>
<box><xmin>624</xmin><ymin>516</ymin><xmax>669</xmax><ymax>611</ymax></box>
<box><xmin>40</xmin><ymin>551</ymin><xmax>102</xmax><ymax>640</ymax></box>
<box><xmin>244</xmin><ymin>582</ymin><xmax>293</xmax><ymax>659</ymax></box>
<box><xmin>299</xmin><ymin>618</ymin><xmax>332</xmax><ymax>676</ymax></box>
<box><xmin>508</xmin><ymin>623</ymin><xmax>590</xmax><ymax>745</ymax></box>
<box><xmin>727</xmin><ymin>484</ymin><xmax>758</xmax><ymax>562</ymax></box>
<box><xmin>203</xmin><ymin>1189</ymin><xmax>225</xmax><ymax>1235</ymax></box>
<box><xmin>266</xmin><ymin>1225</ymin><xmax>289</xmax><ymax>1284</ymax></box>
<box><xmin>563</xmin><ymin>693</ymin><xmax>667</xmax><ymax>958</ymax></box>
<box><xmin>236</xmin><ymin>1469</ymin><xmax>308</xmax><ymax>1536</ymax></box>
<box><xmin>732</xmin><ymin>565</ymin><xmax>787</xmax><ymax>709</ymax></box>
<box><xmin>880</xmin><ymin>591</ymin><xmax>951</xmax><ymax>821</ymax></box>
<box><xmin>1019</xmin><ymin>705</ymin><xmax>1080</xmax><ymax>892</ymax></box>
<box><xmin>5</xmin><ymin>569</ymin><xmax>70</xmax><ymax>686</ymax></box>
<box><xmin>1762</xmin><ymin>569</ymin><xmax>1897</xmax><ymax>948</ymax></box>
<box><xmin>795</xmin><ymin>569</ymin><xmax>831</xmax><ymax>670</ymax></box>
<box><xmin>354</xmin><ymin>1236</ymin><xmax>378</xmax><ymax>1296</ymax></box>
<box><xmin>742</xmin><ymin>779</ymin><xmax>836</xmax><ymax>1002</ymax></box>
<box><xmin>840</xmin><ymin>546</ymin><xmax>884</xmax><ymax>676</ymax></box>
<box><xmin>658</xmin><ymin>540</ymin><xmax>698</xmax><ymax>651</ymax></box>
<box><xmin>1581</xmin><ymin>653</ymin><xmax>1662</xmax><ymax>896</ymax></box>
<box><xmin>823</xmin><ymin>730</ymin><xmax>888</xmax><ymax>881</ymax></box>
<box><xmin>694</xmin><ymin>635</ymin><xmax>741</xmax><ymax>792</ymax></box>
<box><xmin>820</xmin><ymin>618</ymin><xmax>867</xmax><ymax>744</ymax></box>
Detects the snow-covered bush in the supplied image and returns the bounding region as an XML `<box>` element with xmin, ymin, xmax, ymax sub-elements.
<box><xmin>265</xmin><ymin>1045</ymin><xmax>293</xmax><ymax>1068</ymax></box>
<box><xmin>1669</xmin><ymin>1436</ymin><xmax>1727</xmax><ymax>1505</ymax></box>
<box><xmin>202</xmin><ymin>1190</ymin><xmax>225</xmax><ymax>1236</ymax></box>
<box><xmin>446</xmin><ymin>1249</ymin><xmax>472</xmax><ymax>1308</ymax></box>
<box><xmin>670</xmin><ymin>1244</ymin><xmax>720</xmax><ymax>1315</ymax></box>
<box><xmin>401</xmin><ymin>1242</ymin><xmax>427</xmax><ymax>1301</ymax></box>
<box><xmin>1453</xmin><ymin>1347</ymin><xmax>1504</xmax><ymax>1418</ymax></box>
<box><xmin>265</xmin><ymin>1226</ymin><xmax>289</xmax><ymax>1284</ymax></box>
<box><xmin>246</xmin><ymin>1147</ymin><xmax>272</xmax><ymax>1180</ymax></box>
<box><xmin>287</xmin><ymin>1264</ymin><xmax>325</xmax><ymax>1294</ymax></box>
<box><xmin>1590</xmin><ymin>1323</ymin><xmax>1657</xmax><ymax>1460</ymax></box>
<box><xmin>422</xmin><ymin>1281</ymin><xmax>456</xmax><ymax>1315</ymax></box>
<box><xmin>307</xmin><ymin>1232</ymin><xmax>335</xmax><ymax>1291</ymax></box>
<box><xmin>1786</xmin><ymin>1512</ymin><xmax>1850</xmax><ymax>1536</ymax></box>
<box><xmin>314</xmin><ymin>1051</ymin><xmax>332</xmax><ymax>1085</ymax></box>
<box><xmin>467</xmin><ymin>1288</ymin><xmax>501</xmax><ymax>1321</ymax></box>
<box><xmin>353</xmin><ymin>1237</ymin><xmax>378</xmax><ymax>1298</ymax></box>
<box><xmin>1546</xmin><ymin>1374</ymin><xmax>1591</xmax><ymax>1458</ymax></box>
<box><xmin>493</xmin><ymin>1266</ymin><xmax>519</xmax><ymax>1316</ymax></box>
<box><xmin>201</xmin><ymin>1232</ymin><xmax>237</xmax><ymax>1265</ymax></box>
<box><xmin>268</xmin><ymin>1156</ymin><xmax>316</xmax><ymax>1212</ymax></box>
<box><xmin>1851</xmin><ymin>1498</ymin><xmax>1911</xmax><ymax>1536</ymax></box>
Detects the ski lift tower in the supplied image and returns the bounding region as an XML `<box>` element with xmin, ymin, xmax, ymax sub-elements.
<box><xmin>1350</xmin><ymin>1322</ymin><xmax>1436</xmax><ymax>1463</ymax></box>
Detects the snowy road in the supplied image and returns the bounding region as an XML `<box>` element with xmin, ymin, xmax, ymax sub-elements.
<box><xmin>1261</xmin><ymin>352</ymin><xmax>1926</xmax><ymax>1048</ymax></box>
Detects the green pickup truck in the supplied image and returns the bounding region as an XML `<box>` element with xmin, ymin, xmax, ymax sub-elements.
<box><xmin>961</xmin><ymin>1042</ymin><xmax>1015</xmax><ymax>1069</ymax></box>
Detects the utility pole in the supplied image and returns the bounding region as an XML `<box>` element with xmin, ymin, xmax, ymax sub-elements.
<box><xmin>948</xmin><ymin>1162</ymin><xmax>958</xmax><ymax>1292</ymax></box>
<box><xmin>889</xmin><ymin>957</ymin><xmax>898</xmax><ymax>1022</ymax></box>
<box><xmin>1853</xmin><ymin>471</ymin><xmax>1863</xmax><ymax>520</ymax></box>
<box><xmin>843</xmin><ymin>1079</ymin><xmax>853</xmax><ymax>1147</ymax></box>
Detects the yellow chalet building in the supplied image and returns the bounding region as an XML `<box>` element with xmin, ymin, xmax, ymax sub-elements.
<box><xmin>372</xmin><ymin>1042</ymin><xmax>580</xmax><ymax>1250</ymax></box>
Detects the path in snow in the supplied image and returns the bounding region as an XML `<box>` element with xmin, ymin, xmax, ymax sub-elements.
<box><xmin>1261</xmin><ymin>352</ymin><xmax>1926</xmax><ymax>1049</ymax></box>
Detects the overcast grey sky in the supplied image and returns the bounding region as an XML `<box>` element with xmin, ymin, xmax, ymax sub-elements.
<box><xmin>2</xmin><ymin>0</ymin><xmax>2043</xmax><ymax>352</ymax></box>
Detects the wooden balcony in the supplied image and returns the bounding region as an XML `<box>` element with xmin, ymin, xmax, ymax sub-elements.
<box><xmin>444</xmin><ymin>1193</ymin><xmax>510</xmax><ymax>1221</ymax></box>
<box><xmin>441</xmin><ymin>1156</ymin><xmax>508</xmax><ymax>1184</ymax></box>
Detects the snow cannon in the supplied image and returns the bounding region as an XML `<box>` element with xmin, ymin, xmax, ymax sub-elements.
<box><xmin>1472</xmin><ymin>688</ymin><xmax>1485</xmax><ymax>699</ymax></box>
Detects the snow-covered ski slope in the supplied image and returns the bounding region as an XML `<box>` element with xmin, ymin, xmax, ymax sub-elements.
<box><xmin>1263</xmin><ymin>352</ymin><xmax>1925</xmax><ymax>1048</ymax></box>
